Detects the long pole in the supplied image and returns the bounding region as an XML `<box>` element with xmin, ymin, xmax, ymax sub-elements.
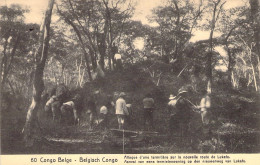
<box><xmin>184</xmin><ymin>98</ymin><xmax>197</xmax><ymax>107</ymax></box>
<box><xmin>123</xmin><ymin>129</ymin><xmax>125</xmax><ymax>154</ymax></box>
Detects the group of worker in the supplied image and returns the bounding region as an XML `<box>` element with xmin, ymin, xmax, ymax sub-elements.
<box><xmin>168</xmin><ymin>87</ymin><xmax>211</xmax><ymax>125</ymax></box>
<box><xmin>44</xmin><ymin>84</ymin><xmax>211</xmax><ymax>139</ymax></box>
<box><xmin>85</xmin><ymin>92</ymin><xmax>132</xmax><ymax>130</ymax></box>
<box><xmin>44</xmin><ymin>93</ymin><xmax>80</xmax><ymax>125</ymax></box>
<box><xmin>167</xmin><ymin>87</ymin><xmax>211</xmax><ymax>138</ymax></box>
<box><xmin>95</xmin><ymin>86</ymin><xmax>211</xmax><ymax>134</ymax></box>
<box><xmin>141</xmin><ymin>87</ymin><xmax>212</xmax><ymax>136</ymax></box>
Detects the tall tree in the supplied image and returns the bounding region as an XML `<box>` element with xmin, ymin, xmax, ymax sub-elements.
<box><xmin>206</xmin><ymin>0</ymin><xmax>225</xmax><ymax>92</ymax></box>
<box><xmin>56</xmin><ymin>6</ymin><xmax>93</xmax><ymax>81</ymax></box>
<box><xmin>0</xmin><ymin>5</ymin><xmax>29</xmax><ymax>91</ymax></box>
<box><xmin>249</xmin><ymin>0</ymin><xmax>260</xmax><ymax>58</ymax></box>
<box><xmin>149</xmin><ymin>0</ymin><xmax>204</xmax><ymax>65</ymax></box>
<box><xmin>0</xmin><ymin>5</ymin><xmax>39</xmax><ymax>108</ymax></box>
<box><xmin>57</xmin><ymin>0</ymin><xmax>134</xmax><ymax>71</ymax></box>
<box><xmin>23</xmin><ymin>0</ymin><xmax>55</xmax><ymax>147</ymax></box>
<box><xmin>219</xmin><ymin>6</ymin><xmax>246</xmax><ymax>87</ymax></box>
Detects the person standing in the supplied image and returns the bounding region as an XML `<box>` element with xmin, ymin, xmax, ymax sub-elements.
<box><xmin>191</xmin><ymin>90</ymin><xmax>213</xmax><ymax>147</ymax></box>
<box><xmin>111</xmin><ymin>43</ymin><xmax>118</xmax><ymax>68</ymax></box>
<box><xmin>168</xmin><ymin>94</ymin><xmax>179</xmax><ymax>136</ymax></box>
<box><xmin>175</xmin><ymin>87</ymin><xmax>193</xmax><ymax>138</ymax></box>
<box><xmin>197</xmin><ymin>90</ymin><xmax>211</xmax><ymax>125</ymax></box>
<box><xmin>114</xmin><ymin>53</ymin><xmax>122</xmax><ymax>71</ymax></box>
<box><xmin>168</xmin><ymin>94</ymin><xmax>178</xmax><ymax>114</ymax></box>
<box><xmin>115</xmin><ymin>92</ymin><xmax>128</xmax><ymax>129</ymax></box>
<box><xmin>143</xmin><ymin>93</ymin><xmax>155</xmax><ymax>131</ymax></box>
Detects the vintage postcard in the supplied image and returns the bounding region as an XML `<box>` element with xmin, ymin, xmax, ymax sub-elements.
<box><xmin>0</xmin><ymin>0</ymin><xmax>259</xmax><ymax>164</ymax></box>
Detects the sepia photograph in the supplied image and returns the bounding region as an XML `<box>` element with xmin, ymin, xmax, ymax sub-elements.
<box><xmin>0</xmin><ymin>0</ymin><xmax>260</xmax><ymax>155</ymax></box>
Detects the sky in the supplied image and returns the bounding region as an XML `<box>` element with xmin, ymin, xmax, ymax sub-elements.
<box><xmin>2</xmin><ymin>0</ymin><xmax>247</xmax><ymax>44</ymax></box>
<box><xmin>3</xmin><ymin>0</ymin><xmax>247</xmax><ymax>25</ymax></box>
<box><xmin>3</xmin><ymin>0</ymin><xmax>48</xmax><ymax>24</ymax></box>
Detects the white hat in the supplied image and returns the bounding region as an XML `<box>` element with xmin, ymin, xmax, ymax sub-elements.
<box><xmin>115</xmin><ymin>53</ymin><xmax>121</xmax><ymax>60</ymax></box>
<box><xmin>177</xmin><ymin>87</ymin><xmax>188</xmax><ymax>95</ymax></box>
<box><xmin>100</xmin><ymin>106</ymin><xmax>108</xmax><ymax>114</ymax></box>
<box><xmin>169</xmin><ymin>94</ymin><xmax>176</xmax><ymax>100</ymax></box>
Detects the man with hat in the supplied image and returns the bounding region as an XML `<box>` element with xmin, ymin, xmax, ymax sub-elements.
<box><xmin>173</xmin><ymin>87</ymin><xmax>193</xmax><ymax>138</ymax></box>
<box><xmin>115</xmin><ymin>92</ymin><xmax>128</xmax><ymax>129</ymax></box>
<box><xmin>168</xmin><ymin>94</ymin><xmax>178</xmax><ymax>113</ymax></box>
<box><xmin>99</xmin><ymin>105</ymin><xmax>109</xmax><ymax>130</ymax></box>
<box><xmin>168</xmin><ymin>94</ymin><xmax>179</xmax><ymax>136</ymax></box>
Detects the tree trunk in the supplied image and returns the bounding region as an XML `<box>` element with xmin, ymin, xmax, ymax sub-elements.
<box><xmin>249</xmin><ymin>0</ymin><xmax>260</xmax><ymax>91</ymax></box>
<box><xmin>227</xmin><ymin>48</ymin><xmax>232</xmax><ymax>86</ymax></box>
<box><xmin>97</xmin><ymin>32</ymin><xmax>107</xmax><ymax>70</ymax></box>
<box><xmin>250</xmin><ymin>0</ymin><xmax>260</xmax><ymax>58</ymax></box>
<box><xmin>89</xmin><ymin>47</ymin><xmax>97</xmax><ymax>70</ymax></box>
<box><xmin>2</xmin><ymin>35</ymin><xmax>21</xmax><ymax>88</ymax></box>
<box><xmin>67</xmin><ymin>0</ymin><xmax>98</xmax><ymax>71</ymax></box>
<box><xmin>104</xmin><ymin>0</ymin><xmax>112</xmax><ymax>70</ymax></box>
<box><xmin>0</xmin><ymin>36</ymin><xmax>10</xmax><ymax>84</ymax></box>
<box><xmin>224</xmin><ymin>26</ymin><xmax>237</xmax><ymax>87</ymax></box>
<box><xmin>97</xmin><ymin>0</ymin><xmax>110</xmax><ymax>71</ymax></box>
<box><xmin>23</xmin><ymin>0</ymin><xmax>55</xmax><ymax>147</ymax></box>
<box><xmin>173</xmin><ymin>1</ymin><xmax>180</xmax><ymax>60</ymax></box>
<box><xmin>207</xmin><ymin>10</ymin><xmax>216</xmax><ymax>89</ymax></box>
<box><xmin>207</xmin><ymin>0</ymin><xmax>224</xmax><ymax>92</ymax></box>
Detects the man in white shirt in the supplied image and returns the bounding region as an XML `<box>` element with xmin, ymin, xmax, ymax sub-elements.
<box><xmin>115</xmin><ymin>92</ymin><xmax>128</xmax><ymax>129</ymax></box>
<box><xmin>114</xmin><ymin>53</ymin><xmax>121</xmax><ymax>60</ymax></box>
<box><xmin>111</xmin><ymin>43</ymin><xmax>118</xmax><ymax>67</ymax></box>
<box><xmin>61</xmin><ymin>99</ymin><xmax>79</xmax><ymax>125</ymax></box>
<box><xmin>196</xmin><ymin>90</ymin><xmax>211</xmax><ymax>125</ymax></box>
<box><xmin>114</xmin><ymin>53</ymin><xmax>122</xmax><ymax>70</ymax></box>
<box><xmin>45</xmin><ymin>95</ymin><xmax>56</xmax><ymax>113</ymax></box>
